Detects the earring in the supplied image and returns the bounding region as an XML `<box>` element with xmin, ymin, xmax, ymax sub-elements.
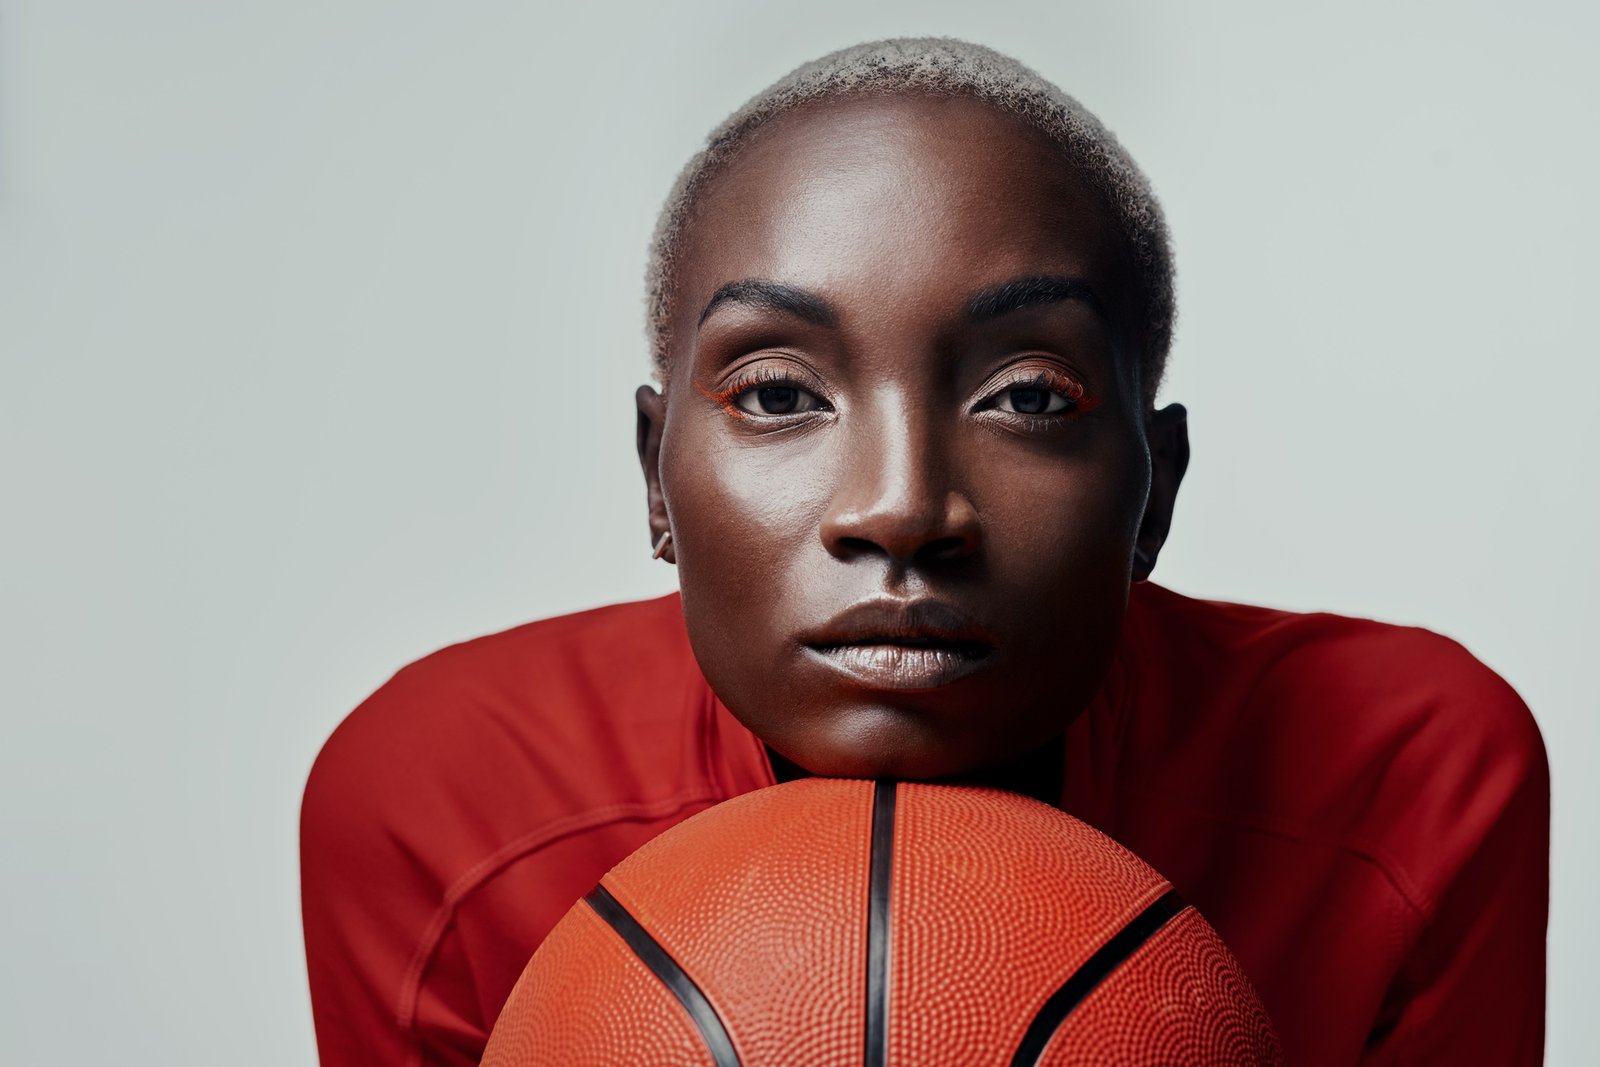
<box><xmin>652</xmin><ymin>530</ymin><xmax>673</xmax><ymax>560</ymax></box>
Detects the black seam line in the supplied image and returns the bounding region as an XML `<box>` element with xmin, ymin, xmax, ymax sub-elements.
<box><xmin>584</xmin><ymin>885</ymin><xmax>742</xmax><ymax>1067</ymax></box>
<box><xmin>1009</xmin><ymin>889</ymin><xmax>1188</xmax><ymax>1067</ymax></box>
<box><xmin>865</xmin><ymin>781</ymin><xmax>898</xmax><ymax>1067</ymax></box>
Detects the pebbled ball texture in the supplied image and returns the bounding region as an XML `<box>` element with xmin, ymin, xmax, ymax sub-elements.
<box><xmin>481</xmin><ymin>901</ymin><xmax>716</xmax><ymax>1067</ymax></box>
<box><xmin>1035</xmin><ymin>909</ymin><xmax>1282</xmax><ymax>1066</ymax></box>
<box><xmin>483</xmin><ymin>778</ymin><xmax>1281</xmax><ymax>1066</ymax></box>
<box><xmin>887</xmin><ymin>781</ymin><xmax>1171</xmax><ymax>1063</ymax></box>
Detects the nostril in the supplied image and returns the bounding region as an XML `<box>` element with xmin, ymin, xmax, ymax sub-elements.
<box><xmin>821</xmin><ymin>486</ymin><xmax>983</xmax><ymax>565</ymax></box>
<box><xmin>835</xmin><ymin>536</ymin><xmax>878</xmax><ymax>558</ymax></box>
<box><xmin>827</xmin><ymin>528</ymin><xmax>978</xmax><ymax>568</ymax></box>
<box><xmin>918</xmin><ymin>535</ymin><xmax>975</xmax><ymax>564</ymax></box>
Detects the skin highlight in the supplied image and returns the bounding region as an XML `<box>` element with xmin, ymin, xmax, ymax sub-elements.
<box><xmin>637</xmin><ymin>92</ymin><xmax>1189</xmax><ymax>786</ymax></box>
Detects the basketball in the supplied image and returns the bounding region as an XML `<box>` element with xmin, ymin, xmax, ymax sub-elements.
<box><xmin>482</xmin><ymin>778</ymin><xmax>1282</xmax><ymax>1066</ymax></box>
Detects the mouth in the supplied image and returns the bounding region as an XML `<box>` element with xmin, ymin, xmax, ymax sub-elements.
<box><xmin>801</xmin><ymin>599</ymin><xmax>997</xmax><ymax>691</ymax></box>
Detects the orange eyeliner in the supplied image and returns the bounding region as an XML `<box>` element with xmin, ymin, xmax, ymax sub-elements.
<box><xmin>695</xmin><ymin>379</ymin><xmax>751</xmax><ymax>419</ymax></box>
<box><xmin>1002</xmin><ymin>366</ymin><xmax>1100</xmax><ymax>415</ymax></box>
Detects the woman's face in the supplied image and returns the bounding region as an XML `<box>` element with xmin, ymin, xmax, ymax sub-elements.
<box><xmin>639</xmin><ymin>93</ymin><xmax>1185</xmax><ymax>780</ymax></box>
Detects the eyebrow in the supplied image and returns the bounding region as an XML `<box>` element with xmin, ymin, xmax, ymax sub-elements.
<box><xmin>965</xmin><ymin>275</ymin><xmax>1108</xmax><ymax>325</ymax></box>
<box><xmin>698</xmin><ymin>279</ymin><xmax>837</xmax><ymax>328</ymax></box>
<box><xmin>695</xmin><ymin>273</ymin><xmax>1107</xmax><ymax>331</ymax></box>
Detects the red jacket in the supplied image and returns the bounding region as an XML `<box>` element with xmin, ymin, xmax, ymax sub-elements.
<box><xmin>300</xmin><ymin>582</ymin><xmax>1547</xmax><ymax>1066</ymax></box>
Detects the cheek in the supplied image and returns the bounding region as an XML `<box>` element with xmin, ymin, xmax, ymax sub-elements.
<box><xmin>974</xmin><ymin>430</ymin><xmax>1149</xmax><ymax>586</ymax></box>
<box><xmin>967</xmin><ymin>429</ymin><xmax>1150</xmax><ymax>694</ymax></box>
<box><xmin>658</xmin><ymin>414</ymin><xmax>832</xmax><ymax>656</ymax></box>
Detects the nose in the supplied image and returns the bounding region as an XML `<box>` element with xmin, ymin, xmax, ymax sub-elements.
<box><xmin>819</xmin><ymin>395</ymin><xmax>982</xmax><ymax>567</ymax></box>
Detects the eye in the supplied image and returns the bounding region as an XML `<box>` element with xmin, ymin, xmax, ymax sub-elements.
<box><xmin>994</xmin><ymin>385</ymin><xmax>1075</xmax><ymax>415</ymax></box>
<box><xmin>702</xmin><ymin>359</ymin><xmax>833</xmax><ymax>424</ymax></box>
<box><xmin>976</xmin><ymin>365</ymin><xmax>1089</xmax><ymax>422</ymax></box>
<box><xmin>733</xmin><ymin>382</ymin><xmax>825</xmax><ymax>416</ymax></box>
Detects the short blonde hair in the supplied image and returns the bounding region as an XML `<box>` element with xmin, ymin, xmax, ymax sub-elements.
<box><xmin>645</xmin><ymin>36</ymin><xmax>1175</xmax><ymax>406</ymax></box>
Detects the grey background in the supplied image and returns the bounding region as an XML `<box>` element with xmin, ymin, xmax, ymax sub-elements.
<box><xmin>2</xmin><ymin>1</ymin><xmax>1595</xmax><ymax>1063</ymax></box>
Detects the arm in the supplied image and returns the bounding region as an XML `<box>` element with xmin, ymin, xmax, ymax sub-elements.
<box><xmin>1360</xmin><ymin>671</ymin><xmax>1550</xmax><ymax>1064</ymax></box>
<box><xmin>299</xmin><ymin>682</ymin><xmax>490</xmax><ymax>1067</ymax></box>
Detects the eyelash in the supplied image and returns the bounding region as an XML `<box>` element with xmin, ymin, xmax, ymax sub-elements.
<box><xmin>974</xmin><ymin>367</ymin><xmax>1095</xmax><ymax>429</ymax></box>
<box><xmin>702</xmin><ymin>366</ymin><xmax>833</xmax><ymax>421</ymax></box>
<box><xmin>703</xmin><ymin>364</ymin><xmax>1095</xmax><ymax>427</ymax></box>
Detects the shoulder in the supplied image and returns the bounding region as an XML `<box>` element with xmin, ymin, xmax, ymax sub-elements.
<box><xmin>1130</xmin><ymin>581</ymin><xmax>1542</xmax><ymax>758</ymax></box>
<box><xmin>1127</xmin><ymin>583</ymin><xmax>1548</xmax><ymax>909</ymax></box>
<box><xmin>300</xmin><ymin>592</ymin><xmax>711</xmax><ymax>870</ymax></box>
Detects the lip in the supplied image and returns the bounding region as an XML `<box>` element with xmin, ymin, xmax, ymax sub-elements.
<box><xmin>800</xmin><ymin>599</ymin><xmax>997</xmax><ymax>691</ymax></box>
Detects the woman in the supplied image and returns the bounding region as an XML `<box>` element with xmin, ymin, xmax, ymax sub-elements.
<box><xmin>300</xmin><ymin>38</ymin><xmax>1547</xmax><ymax>1066</ymax></box>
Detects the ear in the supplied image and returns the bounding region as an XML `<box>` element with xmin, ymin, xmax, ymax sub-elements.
<box><xmin>1133</xmin><ymin>402</ymin><xmax>1190</xmax><ymax>582</ymax></box>
<box><xmin>636</xmin><ymin>384</ymin><xmax>675</xmax><ymax>564</ymax></box>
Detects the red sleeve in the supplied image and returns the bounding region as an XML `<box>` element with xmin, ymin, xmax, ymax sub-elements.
<box><xmin>1356</xmin><ymin>639</ymin><xmax>1550</xmax><ymax>1065</ymax></box>
<box><xmin>298</xmin><ymin>594</ymin><xmax>734</xmax><ymax>1066</ymax></box>
<box><xmin>299</xmin><ymin>668</ymin><xmax>489</xmax><ymax>1067</ymax></box>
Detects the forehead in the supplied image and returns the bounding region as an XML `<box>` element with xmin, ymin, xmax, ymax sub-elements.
<box><xmin>670</xmin><ymin>92</ymin><xmax>1136</xmax><ymax>361</ymax></box>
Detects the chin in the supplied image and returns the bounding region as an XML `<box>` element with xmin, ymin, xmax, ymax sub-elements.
<box><xmin>768</xmin><ymin>706</ymin><xmax>1010</xmax><ymax>781</ymax></box>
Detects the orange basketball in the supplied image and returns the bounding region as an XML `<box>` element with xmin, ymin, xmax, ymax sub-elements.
<box><xmin>483</xmin><ymin>778</ymin><xmax>1281</xmax><ymax>1066</ymax></box>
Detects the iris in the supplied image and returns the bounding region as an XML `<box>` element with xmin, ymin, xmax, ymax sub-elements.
<box><xmin>1009</xmin><ymin>387</ymin><xmax>1050</xmax><ymax>414</ymax></box>
<box><xmin>757</xmin><ymin>385</ymin><xmax>800</xmax><ymax>414</ymax></box>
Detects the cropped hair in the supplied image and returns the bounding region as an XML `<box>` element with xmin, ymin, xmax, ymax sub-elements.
<box><xmin>645</xmin><ymin>36</ymin><xmax>1175</xmax><ymax>407</ymax></box>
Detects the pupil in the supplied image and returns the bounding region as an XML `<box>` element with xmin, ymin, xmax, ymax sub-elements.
<box><xmin>1011</xmin><ymin>387</ymin><xmax>1049</xmax><ymax>414</ymax></box>
<box><xmin>758</xmin><ymin>386</ymin><xmax>799</xmax><ymax>414</ymax></box>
